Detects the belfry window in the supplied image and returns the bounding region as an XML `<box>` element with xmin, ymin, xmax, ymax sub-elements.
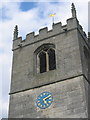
<box><xmin>38</xmin><ymin>48</ymin><xmax>56</xmax><ymax>73</ymax></box>
<box><xmin>34</xmin><ymin>44</ymin><xmax>56</xmax><ymax>74</ymax></box>
<box><xmin>39</xmin><ymin>52</ymin><xmax>46</xmax><ymax>73</ymax></box>
<box><xmin>48</xmin><ymin>49</ymin><xmax>56</xmax><ymax>70</ymax></box>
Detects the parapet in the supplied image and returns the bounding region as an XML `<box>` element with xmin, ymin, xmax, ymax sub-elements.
<box><xmin>12</xmin><ymin>3</ymin><xmax>88</xmax><ymax>50</ymax></box>
<box><xmin>12</xmin><ymin>17</ymin><xmax>87</xmax><ymax>51</ymax></box>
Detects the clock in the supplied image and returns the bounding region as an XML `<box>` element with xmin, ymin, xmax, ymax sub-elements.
<box><xmin>36</xmin><ymin>91</ymin><xmax>53</xmax><ymax>109</ymax></box>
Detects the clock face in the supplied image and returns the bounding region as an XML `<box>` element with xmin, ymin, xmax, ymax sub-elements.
<box><xmin>36</xmin><ymin>92</ymin><xmax>53</xmax><ymax>109</ymax></box>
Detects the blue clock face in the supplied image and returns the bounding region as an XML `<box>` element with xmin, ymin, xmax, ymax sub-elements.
<box><xmin>36</xmin><ymin>92</ymin><xmax>53</xmax><ymax>109</ymax></box>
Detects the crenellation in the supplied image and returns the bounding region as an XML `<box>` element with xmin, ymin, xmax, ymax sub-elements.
<box><xmin>81</xmin><ymin>30</ymin><xmax>87</xmax><ymax>38</ymax></box>
<box><xmin>62</xmin><ymin>25</ymin><xmax>67</xmax><ymax>28</ymax></box>
<box><xmin>47</xmin><ymin>30</ymin><xmax>53</xmax><ymax>37</ymax></box>
<box><xmin>78</xmin><ymin>24</ymin><xmax>88</xmax><ymax>41</ymax></box>
<box><xmin>13</xmin><ymin>37</ymin><xmax>22</xmax><ymax>50</ymax></box>
<box><xmin>26</xmin><ymin>32</ymin><xmax>35</xmax><ymax>40</ymax></box>
<box><xmin>39</xmin><ymin>27</ymin><xmax>48</xmax><ymax>39</ymax></box>
<box><xmin>79</xmin><ymin>25</ymin><xmax>83</xmax><ymax>30</ymax></box>
<box><xmin>83</xmin><ymin>32</ymin><xmax>87</xmax><ymax>37</ymax></box>
<box><xmin>13</xmin><ymin>17</ymin><xmax>86</xmax><ymax>50</ymax></box>
<box><xmin>34</xmin><ymin>34</ymin><xmax>39</xmax><ymax>41</ymax></box>
<box><xmin>25</xmin><ymin>32</ymin><xmax>35</xmax><ymax>45</ymax></box>
<box><xmin>67</xmin><ymin>18</ymin><xmax>79</xmax><ymax>30</ymax></box>
<box><xmin>52</xmin><ymin>22</ymin><xmax>63</xmax><ymax>34</ymax></box>
<box><xmin>62</xmin><ymin>25</ymin><xmax>67</xmax><ymax>32</ymax></box>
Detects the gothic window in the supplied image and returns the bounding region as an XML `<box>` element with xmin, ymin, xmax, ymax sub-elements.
<box><xmin>39</xmin><ymin>52</ymin><xmax>46</xmax><ymax>73</ymax></box>
<box><xmin>34</xmin><ymin>44</ymin><xmax>56</xmax><ymax>74</ymax></box>
<box><xmin>48</xmin><ymin>49</ymin><xmax>56</xmax><ymax>70</ymax></box>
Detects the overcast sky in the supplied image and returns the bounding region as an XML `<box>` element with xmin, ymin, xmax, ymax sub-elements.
<box><xmin>1</xmin><ymin>0</ymin><xmax>89</xmax><ymax>119</ymax></box>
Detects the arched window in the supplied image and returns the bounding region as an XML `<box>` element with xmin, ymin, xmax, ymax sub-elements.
<box><xmin>39</xmin><ymin>52</ymin><xmax>46</xmax><ymax>73</ymax></box>
<box><xmin>48</xmin><ymin>49</ymin><xmax>56</xmax><ymax>70</ymax></box>
<box><xmin>34</xmin><ymin>43</ymin><xmax>56</xmax><ymax>73</ymax></box>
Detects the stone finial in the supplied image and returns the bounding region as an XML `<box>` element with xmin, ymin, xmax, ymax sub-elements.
<box><xmin>13</xmin><ymin>25</ymin><xmax>18</xmax><ymax>40</ymax></box>
<box><xmin>71</xmin><ymin>3</ymin><xmax>77</xmax><ymax>18</ymax></box>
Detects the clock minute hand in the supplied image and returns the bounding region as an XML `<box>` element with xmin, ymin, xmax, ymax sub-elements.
<box><xmin>43</xmin><ymin>95</ymin><xmax>51</xmax><ymax>101</ymax></box>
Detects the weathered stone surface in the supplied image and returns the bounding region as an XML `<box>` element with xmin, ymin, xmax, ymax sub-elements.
<box><xmin>9</xmin><ymin>76</ymin><xmax>88</xmax><ymax>118</ymax></box>
<box><xmin>10</xmin><ymin>27</ymin><xmax>83</xmax><ymax>93</ymax></box>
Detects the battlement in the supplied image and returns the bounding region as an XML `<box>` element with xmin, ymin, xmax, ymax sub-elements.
<box><xmin>13</xmin><ymin>17</ymin><xmax>86</xmax><ymax>50</ymax></box>
<box><xmin>12</xmin><ymin>2</ymin><xmax>88</xmax><ymax>51</ymax></box>
<box><xmin>12</xmin><ymin>17</ymin><xmax>88</xmax><ymax>51</ymax></box>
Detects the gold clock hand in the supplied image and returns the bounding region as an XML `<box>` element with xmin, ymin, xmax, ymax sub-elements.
<box><xmin>43</xmin><ymin>95</ymin><xmax>51</xmax><ymax>101</ymax></box>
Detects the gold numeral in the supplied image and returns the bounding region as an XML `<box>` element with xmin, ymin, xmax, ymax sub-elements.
<box><xmin>48</xmin><ymin>101</ymin><xmax>51</xmax><ymax>103</ymax></box>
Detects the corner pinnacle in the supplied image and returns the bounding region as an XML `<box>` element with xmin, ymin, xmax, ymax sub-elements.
<box><xmin>13</xmin><ymin>25</ymin><xmax>18</xmax><ymax>40</ymax></box>
<box><xmin>71</xmin><ymin>3</ymin><xmax>77</xmax><ymax>18</ymax></box>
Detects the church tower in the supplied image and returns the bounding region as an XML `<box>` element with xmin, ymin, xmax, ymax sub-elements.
<box><xmin>9</xmin><ymin>3</ymin><xmax>90</xmax><ymax>118</ymax></box>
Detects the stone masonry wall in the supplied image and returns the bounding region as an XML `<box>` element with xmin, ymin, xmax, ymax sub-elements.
<box><xmin>9</xmin><ymin>76</ymin><xmax>88</xmax><ymax>118</ymax></box>
<box><xmin>10</xmin><ymin>28</ymin><xmax>82</xmax><ymax>93</ymax></box>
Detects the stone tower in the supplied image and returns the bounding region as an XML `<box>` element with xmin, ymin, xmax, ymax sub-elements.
<box><xmin>9</xmin><ymin>3</ymin><xmax>90</xmax><ymax>118</ymax></box>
